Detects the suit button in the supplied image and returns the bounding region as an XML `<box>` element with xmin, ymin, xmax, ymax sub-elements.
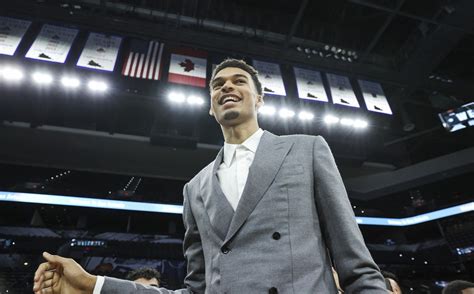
<box><xmin>268</xmin><ymin>287</ymin><xmax>278</xmax><ymax>294</ymax></box>
<box><xmin>221</xmin><ymin>246</ymin><xmax>230</xmax><ymax>254</ymax></box>
<box><xmin>272</xmin><ymin>232</ymin><xmax>281</xmax><ymax>240</ymax></box>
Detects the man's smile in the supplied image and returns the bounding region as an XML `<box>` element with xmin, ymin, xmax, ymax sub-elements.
<box><xmin>219</xmin><ymin>94</ymin><xmax>242</xmax><ymax>105</ymax></box>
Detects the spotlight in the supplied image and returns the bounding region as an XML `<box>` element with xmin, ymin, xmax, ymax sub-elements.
<box><xmin>324</xmin><ymin>45</ymin><xmax>330</xmax><ymax>51</ymax></box>
<box><xmin>334</xmin><ymin>55</ymin><xmax>340</xmax><ymax>60</ymax></box>
<box><xmin>340</xmin><ymin>118</ymin><xmax>354</xmax><ymax>126</ymax></box>
<box><xmin>61</xmin><ymin>76</ymin><xmax>81</xmax><ymax>88</ymax></box>
<box><xmin>279</xmin><ymin>108</ymin><xmax>295</xmax><ymax>119</ymax></box>
<box><xmin>342</xmin><ymin>49</ymin><xmax>346</xmax><ymax>55</ymax></box>
<box><xmin>336</xmin><ymin>48</ymin><xmax>342</xmax><ymax>54</ymax></box>
<box><xmin>258</xmin><ymin>105</ymin><xmax>276</xmax><ymax>116</ymax></box>
<box><xmin>311</xmin><ymin>49</ymin><xmax>318</xmax><ymax>55</ymax></box>
<box><xmin>319</xmin><ymin>52</ymin><xmax>324</xmax><ymax>57</ymax></box>
<box><xmin>331</xmin><ymin>46</ymin><xmax>337</xmax><ymax>53</ymax></box>
<box><xmin>168</xmin><ymin>92</ymin><xmax>186</xmax><ymax>103</ymax></box>
<box><xmin>32</xmin><ymin>72</ymin><xmax>53</xmax><ymax>85</ymax></box>
<box><xmin>341</xmin><ymin>56</ymin><xmax>347</xmax><ymax>61</ymax></box>
<box><xmin>187</xmin><ymin>95</ymin><xmax>205</xmax><ymax>106</ymax></box>
<box><xmin>324</xmin><ymin>114</ymin><xmax>339</xmax><ymax>124</ymax></box>
<box><xmin>347</xmin><ymin>57</ymin><xmax>353</xmax><ymax>63</ymax></box>
<box><xmin>2</xmin><ymin>66</ymin><xmax>24</xmax><ymax>82</ymax></box>
<box><xmin>296</xmin><ymin>46</ymin><xmax>302</xmax><ymax>52</ymax></box>
<box><xmin>354</xmin><ymin>119</ymin><xmax>368</xmax><ymax>129</ymax></box>
<box><xmin>87</xmin><ymin>80</ymin><xmax>108</xmax><ymax>92</ymax></box>
<box><xmin>304</xmin><ymin>48</ymin><xmax>311</xmax><ymax>54</ymax></box>
<box><xmin>298</xmin><ymin>111</ymin><xmax>314</xmax><ymax>121</ymax></box>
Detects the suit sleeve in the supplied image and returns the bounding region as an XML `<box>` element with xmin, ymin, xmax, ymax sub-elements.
<box><xmin>100</xmin><ymin>183</ymin><xmax>205</xmax><ymax>294</ymax></box>
<box><xmin>312</xmin><ymin>136</ymin><xmax>387</xmax><ymax>293</ymax></box>
<box><xmin>182</xmin><ymin>183</ymin><xmax>206</xmax><ymax>292</ymax></box>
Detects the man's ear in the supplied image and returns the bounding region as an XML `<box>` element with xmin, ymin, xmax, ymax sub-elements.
<box><xmin>209</xmin><ymin>107</ymin><xmax>214</xmax><ymax>117</ymax></box>
<box><xmin>255</xmin><ymin>95</ymin><xmax>264</xmax><ymax>110</ymax></box>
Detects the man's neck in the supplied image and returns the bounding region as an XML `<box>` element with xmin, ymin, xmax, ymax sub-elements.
<box><xmin>221</xmin><ymin>122</ymin><xmax>260</xmax><ymax>144</ymax></box>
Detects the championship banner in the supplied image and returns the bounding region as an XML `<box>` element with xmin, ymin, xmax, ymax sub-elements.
<box><xmin>293</xmin><ymin>67</ymin><xmax>328</xmax><ymax>102</ymax></box>
<box><xmin>122</xmin><ymin>38</ymin><xmax>164</xmax><ymax>80</ymax></box>
<box><xmin>0</xmin><ymin>16</ymin><xmax>31</xmax><ymax>56</ymax></box>
<box><xmin>326</xmin><ymin>73</ymin><xmax>360</xmax><ymax>108</ymax></box>
<box><xmin>252</xmin><ymin>60</ymin><xmax>286</xmax><ymax>96</ymax></box>
<box><xmin>25</xmin><ymin>24</ymin><xmax>78</xmax><ymax>63</ymax></box>
<box><xmin>358</xmin><ymin>80</ymin><xmax>393</xmax><ymax>115</ymax></box>
<box><xmin>168</xmin><ymin>48</ymin><xmax>207</xmax><ymax>87</ymax></box>
<box><xmin>77</xmin><ymin>33</ymin><xmax>122</xmax><ymax>72</ymax></box>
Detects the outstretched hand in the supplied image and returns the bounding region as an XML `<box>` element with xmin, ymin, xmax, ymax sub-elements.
<box><xmin>33</xmin><ymin>252</ymin><xmax>97</xmax><ymax>294</ymax></box>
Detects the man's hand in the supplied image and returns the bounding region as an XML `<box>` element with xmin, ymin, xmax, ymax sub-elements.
<box><xmin>33</xmin><ymin>252</ymin><xmax>97</xmax><ymax>294</ymax></box>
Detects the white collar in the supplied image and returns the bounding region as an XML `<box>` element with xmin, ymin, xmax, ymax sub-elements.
<box><xmin>223</xmin><ymin>128</ymin><xmax>264</xmax><ymax>166</ymax></box>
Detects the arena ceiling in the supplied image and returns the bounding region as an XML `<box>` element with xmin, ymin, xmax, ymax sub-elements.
<box><xmin>1</xmin><ymin>0</ymin><xmax>473</xmax><ymax>182</ymax></box>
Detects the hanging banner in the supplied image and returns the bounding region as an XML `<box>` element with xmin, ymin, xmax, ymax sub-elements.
<box><xmin>252</xmin><ymin>60</ymin><xmax>286</xmax><ymax>96</ymax></box>
<box><xmin>358</xmin><ymin>80</ymin><xmax>393</xmax><ymax>115</ymax></box>
<box><xmin>0</xmin><ymin>16</ymin><xmax>31</xmax><ymax>56</ymax></box>
<box><xmin>168</xmin><ymin>47</ymin><xmax>207</xmax><ymax>87</ymax></box>
<box><xmin>294</xmin><ymin>67</ymin><xmax>328</xmax><ymax>102</ymax></box>
<box><xmin>327</xmin><ymin>73</ymin><xmax>360</xmax><ymax>108</ymax></box>
<box><xmin>77</xmin><ymin>32</ymin><xmax>122</xmax><ymax>72</ymax></box>
<box><xmin>122</xmin><ymin>39</ymin><xmax>164</xmax><ymax>80</ymax></box>
<box><xmin>25</xmin><ymin>24</ymin><xmax>78</xmax><ymax>63</ymax></box>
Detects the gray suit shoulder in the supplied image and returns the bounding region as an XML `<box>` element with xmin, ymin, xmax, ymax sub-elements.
<box><xmin>184</xmin><ymin>160</ymin><xmax>214</xmax><ymax>194</ymax></box>
<box><xmin>278</xmin><ymin>133</ymin><xmax>327</xmax><ymax>146</ymax></box>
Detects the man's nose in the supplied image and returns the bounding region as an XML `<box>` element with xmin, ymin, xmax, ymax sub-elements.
<box><xmin>221</xmin><ymin>80</ymin><xmax>234</xmax><ymax>92</ymax></box>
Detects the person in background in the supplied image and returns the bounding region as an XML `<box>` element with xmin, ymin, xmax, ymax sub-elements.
<box><xmin>443</xmin><ymin>280</ymin><xmax>474</xmax><ymax>294</ymax></box>
<box><xmin>126</xmin><ymin>267</ymin><xmax>161</xmax><ymax>287</ymax></box>
<box><xmin>381</xmin><ymin>271</ymin><xmax>402</xmax><ymax>294</ymax></box>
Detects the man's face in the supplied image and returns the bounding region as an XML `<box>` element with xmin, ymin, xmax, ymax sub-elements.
<box><xmin>134</xmin><ymin>277</ymin><xmax>159</xmax><ymax>287</ymax></box>
<box><xmin>209</xmin><ymin>67</ymin><xmax>263</xmax><ymax>127</ymax></box>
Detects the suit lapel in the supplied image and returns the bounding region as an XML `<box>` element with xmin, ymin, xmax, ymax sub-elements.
<box><xmin>224</xmin><ymin>131</ymin><xmax>293</xmax><ymax>243</ymax></box>
<box><xmin>200</xmin><ymin>148</ymin><xmax>234</xmax><ymax>241</ymax></box>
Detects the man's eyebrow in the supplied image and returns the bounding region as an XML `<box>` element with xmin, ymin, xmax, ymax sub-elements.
<box><xmin>211</xmin><ymin>74</ymin><xmax>249</xmax><ymax>85</ymax></box>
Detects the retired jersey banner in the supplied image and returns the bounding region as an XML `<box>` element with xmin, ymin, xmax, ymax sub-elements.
<box><xmin>252</xmin><ymin>60</ymin><xmax>286</xmax><ymax>96</ymax></box>
<box><xmin>25</xmin><ymin>24</ymin><xmax>78</xmax><ymax>63</ymax></box>
<box><xmin>358</xmin><ymin>80</ymin><xmax>393</xmax><ymax>115</ymax></box>
<box><xmin>168</xmin><ymin>48</ymin><xmax>207</xmax><ymax>87</ymax></box>
<box><xmin>326</xmin><ymin>73</ymin><xmax>360</xmax><ymax>108</ymax></box>
<box><xmin>77</xmin><ymin>33</ymin><xmax>122</xmax><ymax>72</ymax></box>
<box><xmin>294</xmin><ymin>67</ymin><xmax>328</xmax><ymax>102</ymax></box>
<box><xmin>0</xmin><ymin>16</ymin><xmax>31</xmax><ymax>56</ymax></box>
<box><xmin>122</xmin><ymin>39</ymin><xmax>164</xmax><ymax>80</ymax></box>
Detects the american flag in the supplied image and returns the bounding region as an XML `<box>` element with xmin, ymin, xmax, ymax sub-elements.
<box><xmin>122</xmin><ymin>39</ymin><xmax>163</xmax><ymax>80</ymax></box>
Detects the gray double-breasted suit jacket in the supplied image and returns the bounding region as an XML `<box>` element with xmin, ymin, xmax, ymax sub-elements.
<box><xmin>102</xmin><ymin>131</ymin><xmax>387</xmax><ymax>293</ymax></box>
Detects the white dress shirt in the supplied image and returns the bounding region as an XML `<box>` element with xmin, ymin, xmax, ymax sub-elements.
<box><xmin>93</xmin><ymin>129</ymin><xmax>264</xmax><ymax>293</ymax></box>
<box><xmin>217</xmin><ymin>128</ymin><xmax>264</xmax><ymax>211</ymax></box>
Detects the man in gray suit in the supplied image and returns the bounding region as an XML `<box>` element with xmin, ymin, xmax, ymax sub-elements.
<box><xmin>33</xmin><ymin>59</ymin><xmax>387</xmax><ymax>293</ymax></box>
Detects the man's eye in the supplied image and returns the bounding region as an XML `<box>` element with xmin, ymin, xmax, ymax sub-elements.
<box><xmin>213</xmin><ymin>84</ymin><xmax>222</xmax><ymax>89</ymax></box>
<box><xmin>236</xmin><ymin>80</ymin><xmax>246</xmax><ymax>84</ymax></box>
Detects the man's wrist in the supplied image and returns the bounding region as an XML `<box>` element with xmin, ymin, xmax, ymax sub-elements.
<box><xmin>86</xmin><ymin>273</ymin><xmax>98</xmax><ymax>293</ymax></box>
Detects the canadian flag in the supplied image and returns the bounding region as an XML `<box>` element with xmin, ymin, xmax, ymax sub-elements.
<box><xmin>168</xmin><ymin>48</ymin><xmax>207</xmax><ymax>88</ymax></box>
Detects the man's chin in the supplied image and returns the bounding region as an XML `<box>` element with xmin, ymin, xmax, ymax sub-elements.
<box><xmin>223</xmin><ymin>110</ymin><xmax>240</xmax><ymax>121</ymax></box>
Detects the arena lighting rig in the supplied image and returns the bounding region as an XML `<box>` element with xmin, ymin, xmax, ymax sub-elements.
<box><xmin>0</xmin><ymin>62</ymin><xmax>371</xmax><ymax>129</ymax></box>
